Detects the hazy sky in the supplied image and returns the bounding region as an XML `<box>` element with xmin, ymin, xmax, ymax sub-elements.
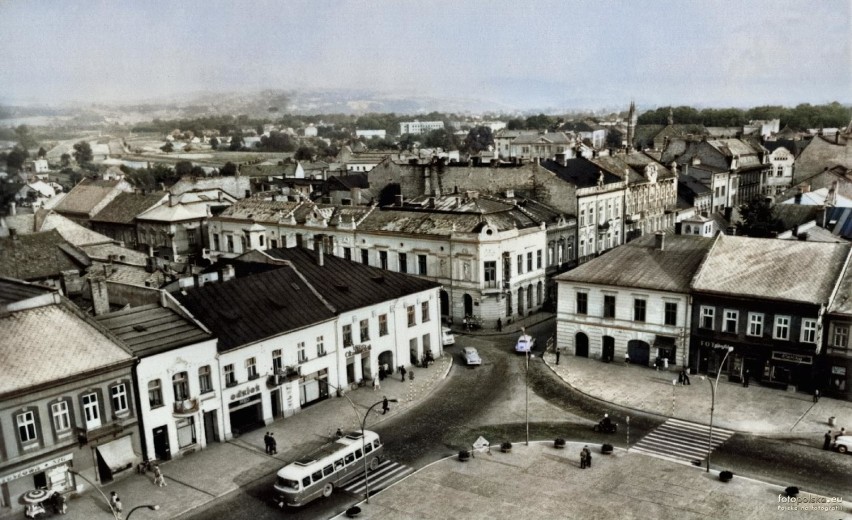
<box><xmin>1</xmin><ymin>0</ymin><xmax>849</xmax><ymax>110</ymax></box>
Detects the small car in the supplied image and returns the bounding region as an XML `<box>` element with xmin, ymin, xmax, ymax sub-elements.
<box><xmin>514</xmin><ymin>334</ymin><xmax>535</xmax><ymax>353</ymax></box>
<box><xmin>835</xmin><ymin>435</ymin><xmax>852</xmax><ymax>454</ymax></box>
<box><xmin>462</xmin><ymin>347</ymin><xmax>482</xmax><ymax>366</ymax></box>
<box><xmin>442</xmin><ymin>326</ymin><xmax>455</xmax><ymax>346</ymax></box>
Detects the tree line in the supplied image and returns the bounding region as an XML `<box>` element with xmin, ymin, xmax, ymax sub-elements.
<box><xmin>637</xmin><ymin>102</ymin><xmax>850</xmax><ymax>129</ymax></box>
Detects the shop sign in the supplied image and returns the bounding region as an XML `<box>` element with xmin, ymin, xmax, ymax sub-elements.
<box><xmin>229</xmin><ymin>383</ymin><xmax>261</xmax><ymax>402</ymax></box>
<box><xmin>699</xmin><ymin>340</ymin><xmax>735</xmax><ymax>350</ymax></box>
<box><xmin>831</xmin><ymin>366</ymin><xmax>847</xmax><ymax>376</ymax></box>
<box><xmin>0</xmin><ymin>453</ymin><xmax>73</xmax><ymax>484</ymax></box>
<box><xmin>346</xmin><ymin>344</ymin><xmax>371</xmax><ymax>358</ymax></box>
<box><xmin>771</xmin><ymin>351</ymin><xmax>813</xmax><ymax>365</ymax></box>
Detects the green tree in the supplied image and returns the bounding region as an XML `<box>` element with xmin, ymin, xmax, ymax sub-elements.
<box><xmin>506</xmin><ymin>118</ymin><xmax>526</xmax><ymax>130</ymax></box>
<box><xmin>190</xmin><ymin>165</ymin><xmax>206</xmax><ymax>177</ymax></box>
<box><xmin>295</xmin><ymin>145</ymin><xmax>315</xmax><ymax>161</ymax></box>
<box><xmin>60</xmin><ymin>153</ymin><xmax>71</xmax><ymax>167</ymax></box>
<box><xmin>209</xmin><ymin>137</ymin><xmax>219</xmax><ymax>150</ymax></box>
<box><xmin>6</xmin><ymin>146</ymin><xmax>29</xmax><ymax>171</ymax></box>
<box><xmin>525</xmin><ymin>114</ymin><xmax>555</xmax><ymax>130</ymax></box>
<box><xmin>422</xmin><ymin>128</ymin><xmax>459</xmax><ymax>150</ymax></box>
<box><xmin>220</xmin><ymin>162</ymin><xmax>238</xmax><ymax>176</ymax></box>
<box><xmin>174</xmin><ymin>161</ymin><xmax>193</xmax><ymax>177</ymax></box>
<box><xmin>737</xmin><ymin>196</ymin><xmax>784</xmax><ymax>238</ymax></box>
<box><xmin>15</xmin><ymin>125</ymin><xmax>38</xmax><ymax>150</ymax></box>
<box><xmin>37</xmin><ymin>147</ymin><xmax>47</xmax><ymax>158</ymax></box>
<box><xmin>461</xmin><ymin>126</ymin><xmax>494</xmax><ymax>154</ymax></box>
<box><xmin>73</xmin><ymin>141</ymin><xmax>93</xmax><ymax>163</ymax></box>
<box><xmin>259</xmin><ymin>131</ymin><xmax>295</xmax><ymax>152</ymax></box>
<box><xmin>160</xmin><ymin>142</ymin><xmax>174</xmax><ymax>153</ymax></box>
<box><xmin>228</xmin><ymin>133</ymin><xmax>244</xmax><ymax>151</ymax></box>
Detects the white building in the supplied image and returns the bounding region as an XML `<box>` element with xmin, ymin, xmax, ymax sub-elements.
<box><xmin>303</xmin><ymin>124</ymin><xmax>318</xmax><ymax>137</ymax></box>
<box><xmin>399</xmin><ymin>121</ymin><xmax>444</xmax><ymax>136</ymax></box>
<box><xmin>764</xmin><ymin>144</ymin><xmax>795</xmax><ymax>197</ymax></box>
<box><xmin>356</xmin><ymin>129</ymin><xmax>386</xmax><ymax>139</ymax></box>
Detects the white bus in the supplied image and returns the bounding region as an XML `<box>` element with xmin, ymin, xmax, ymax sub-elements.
<box><xmin>274</xmin><ymin>430</ymin><xmax>384</xmax><ymax>507</ymax></box>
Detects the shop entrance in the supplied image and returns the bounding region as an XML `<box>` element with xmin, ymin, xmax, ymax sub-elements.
<box><xmin>153</xmin><ymin>425</ymin><xmax>171</xmax><ymax>461</ymax></box>
<box><xmin>628</xmin><ymin>340</ymin><xmax>651</xmax><ymax>367</ymax></box>
<box><xmin>575</xmin><ymin>332</ymin><xmax>589</xmax><ymax>357</ymax></box>
<box><xmin>228</xmin><ymin>395</ymin><xmax>263</xmax><ymax>435</ymax></box>
<box><xmin>602</xmin><ymin>336</ymin><xmax>615</xmax><ymax>362</ymax></box>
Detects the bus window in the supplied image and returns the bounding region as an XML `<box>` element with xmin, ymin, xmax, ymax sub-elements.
<box><xmin>323</xmin><ymin>465</ymin><xmax>334</xmax><ymax>477</ymax></box>
<box><xmin>344</xmin><ymin>453</ymin><xmax>355</xmax><ymax>465</ymax></box>
<box><xmin>355</xmin><ymin>448</ymin><xmax>363</xmax><ymax>459</ymax></box>
<box><xmin>277</xmin><ymin>477</ymin><xmax>299</xmax><ymax>490</ymax></box>
<box><xmin>302</xmin><ymin>476</ymin><xmax>311</xmax><ymax>488</ymax></box>
<box><xmin>373</xmin><ymin>439</ymin><xmax>380</xmax><ymax>449</ymax></box>
<box><xmin>335</xmin><ymin>458</ymin><xmax>344</xmax><ymax>470</ymax></box>
<box><xmin>365</xmin><ymin>443</ymin><xmax>373</xmax><ymax>454</ymax></box>
<box><xmin>311</xmin><ymin>470</ymin><xmax>323</xmax><ymax>483</ymax></box>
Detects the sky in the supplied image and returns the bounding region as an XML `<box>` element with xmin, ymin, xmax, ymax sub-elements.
<box><xmin>0</xmin><ymin>0</ymin><xmax>849</xmax><ymax>111</ymax></box>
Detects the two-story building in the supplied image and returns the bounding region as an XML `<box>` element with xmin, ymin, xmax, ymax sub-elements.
<box><xmin>763</xmin><ymin>142</ymin><xmax>796</xmax><ymax>197</ymax></box>
<box><xmin>690</xmin><ymin>236</ymin><xmax>851</xmax><ymax>391</ymax></box>
<box><xmin>0</xmin><ymin>279</ymin><xmax>138</xmax><ymax>516</ymax></box>
<box><xmin>820</xmin><ymin>260</ymin><xmax>852</xmax><ymax>398</ymax></box>
<box><xmin>555</xmin><ymin>233</ymin><xmax>714</xmax><ymax>367</ymax></box>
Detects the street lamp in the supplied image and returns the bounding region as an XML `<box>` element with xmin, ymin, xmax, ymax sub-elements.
<box><xmin>702</xmin><ymin>346</ymin><xmax>734</xmax><ymax>473</ymax></box>
<box><xmin>68</xmin><ymin>470</ymin><xmax>120</xmax><ymax>520</ymax></box>
<box><xmin>126</xmin><ymin>504</ymin><xmax>160</xmax><ymax>520</ymax></box>
<box><xmin>525</xmin><ymin>351</ymin><xmax>535</xmax><ymax>446</ymax></box>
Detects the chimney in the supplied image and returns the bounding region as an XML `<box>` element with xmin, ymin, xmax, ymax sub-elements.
<box><xmin>218</xmin><ymin>191</ymin><xmax>223</xmax><ymax>202</ymax></box>
<box><xmin>169</xmin><ymin>193</ymin><xmax>178</xmax><ymax>206</ymax></box>
<box><xmin>90</xmin><ymin>276</ymin><xmax>110</xmax><ymax>316</ymax></box>
<box><xmin>222</xmin><ymin>264</ymin><xmax>235</xmax><ymax>282</ymax></box>
<box><xmin>794</xmin><ymin>193</ymin><xmax>802</xmax><ymax>204</ymax></box>
<box><xmin>654</xmin><ymin>231</ymin><xmax>665</xmax><ymax>251</ymax></box>
<box><xmin>351</xmin><ymin>187</ymin><xmax>362</xmax><ymax>206</ymax></box>
<box><xmin>314</xmin><ymin>234</ymin><xmax>325</xmax><ymax>267</ymax></box>
<box><xmin>395</xmin><ymin>194</ymin><xmax>404</xmax><ymax>206</ymax></box>
<box><xmin>10</xmin><ymin>202</ymin><xmax>16</xmax><ymax>216</ymax></box>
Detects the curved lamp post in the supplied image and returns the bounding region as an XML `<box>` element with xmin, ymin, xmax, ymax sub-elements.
<box><xmin>68</xmin><ymin>470</ymin><xmax>119</xmax><ymax>520</ymax></box>
<box><xmin>126</xmin><ymin>504</ymin><xmax>160</xmax><ymax>520</ymax></box>
<box><xmin>702</xmin><ymin>346</ymin><xmax>734</xmax><ymax>473</ymax></box>
<box><xmin>320</xmin><ymin>380</ymin><xmax>397</xmax><ymax>504</ymax></box>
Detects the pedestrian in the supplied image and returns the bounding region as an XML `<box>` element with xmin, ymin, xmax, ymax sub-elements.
<box><xmin>624</xmin><ymin>352</ymin><xmax>630</xmax><ymax>365</ymax></box>
<box><xmin>335</xmin><ymin>428</ymin><xmax>344</xmax><ymax>439</ymax></box>
<box><xmin>813</xmin><ymin>388</ymin><xmax>820</xmax><ymax>403</ymax></box>
<box><xmin>378</xmin><ymin>365</ymin><xmax>385</xmax><ymax>381</ymax></box>
<box><xmin>678</xmin><ymin>370</ymin><xmax>684</xmax><ymax>385</ymax></box>
<box><xmin>373</xmin><ymin>377</ymin><xmax>380</xmax><ymax>391</ymax></box>
<box><xmin>496</xmin><ymin>318</ymin><xmax>503</xmax><ymax>332</ymax></box>
<box><xmin>579</xmin><ymin>447</ymin><xmax>587</xmax><ymax>469</ymax></box>
<box><xmin>383</xmin><ymin>363</ymin><xmax>389</xmax><ymax>378</ymax></box>
<box><xmin>743</xmin><ymin>369</ymin><xmax>750</xmax><ymax>388</ymax></box>
<box><xmin>110</xmin><ymin>491</ymin><xmax>122</xmax><ymax>514</ymax></box>
<box><xmin>555</xmin><ymin>347</ymin><xmax>561</xmax><ymax>365</ymax></box>
<box><xmin>382</xmin><ymin>396</ymin><xmax>389</xmax><ymax>415</ymax></box>
<box><xmin>264</xmin><ymin>432</ymin><xmax>271</xmax><ymax>454</ymax></box>
<box><xmin>270</xmin><ymin>433</ymin><xmax>277</xmax><ymax>454</ymax></box>
<box><xmin>153</xmin><ymin>465</ymin><xmax>166</xmax><ymax>487</ymax></box>
<box><xmin>683</xmin><ymin>369</ymin><xmax>691</xmax><ymax>385</ymax></box>
<box><xmin>835</xmin><ymin>427</ymin><xmax>846</xmax><ymax>441</ymax></box>
<box><xmin>400</xmin><ymin>366</ymin><xmax>407</xmax><ymax>382</ymax></box>
<box><xmin>824</xmin><ymin>430</ymin><xmax>833</xmax><ymax>450</ymax></box>
<box><xmin>585</xmin><ymin>446</ymin><xmax>592</xmax><ymax>468</ymax></box>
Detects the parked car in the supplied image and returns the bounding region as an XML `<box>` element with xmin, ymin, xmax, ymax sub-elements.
<box><xmin>514</xmin><ymin>334</ymin><xmax>535</xmax><ymax>353</ymax></box>
<box><xmin>442</xmin><ymin>326</ymin><xmax>455</xmax><ymax>346</ymax></box>
<box><xmin>835</xmin><ymin>435</ymin><xmax>852</xmax><ymax>454</ymax></box>
<box><xmin>462</xmin><ymin>347</ymin><xmax>482</xmax><ymax>366</ymax></box>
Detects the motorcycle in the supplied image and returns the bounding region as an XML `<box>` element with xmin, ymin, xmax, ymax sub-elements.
<box><xmin>593</xmin><ymin>419</ymin><xmax>618</xmax><ymax>434</ymax></box>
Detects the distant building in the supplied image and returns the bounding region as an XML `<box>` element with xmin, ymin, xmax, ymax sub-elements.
<box><xmin>399</xmin><ymin>121</ymin><xmax>444</xmax><ymax>136</ymax></box>
<box><xmin>356</xmin><ymin>129</ymin><xmax>386</xmax><ymax>139</ymax></box>
<box><xmin>303</xmin><ymin>124</ymin><xmax>318</xmax><ymax>137</ymax></box>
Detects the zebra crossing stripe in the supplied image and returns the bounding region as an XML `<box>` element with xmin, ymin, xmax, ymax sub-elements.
<box><xmin>630</xmin><ymin>418</ymin><xmax>735</xmax><ymax>463</ymax></box>
<box><xmin>340</xmin><ymin>460</ymin><xmax>412</xmax><ymax>494</ymax></box>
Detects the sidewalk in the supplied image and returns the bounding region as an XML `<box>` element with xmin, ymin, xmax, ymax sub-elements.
<box><xmin>60</xmin><ymin>353</ymin><xmax>454</xmax><ymax>520</ymax></box>
<box><xmin>335</xmin><ymin>442</ymin><xmax>850</xmax><ymax>520</ymax></box>
<box><xmin>450</xmin><ymin>311</ymin><xmax>555</xmax><ymax>337</ymax></box>
<box><xmin>542</xmin><ymin>352</ymin><xmax>852</xmax><ymax>438</ymax></box>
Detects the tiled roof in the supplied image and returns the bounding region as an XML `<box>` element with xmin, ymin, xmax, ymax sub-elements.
<box><xmin>0</xmin><ymin>299</ymin><xmax>132</xmax><ymax>395</ymax></box>
<box><xmin>81</xmin><ymin>243</ymin><xmax>148</xmax><ymax>266</ymax></box>
<box><xmin>53</xmin><ymin>178</ymin><xmax>123</xmax><ymax>216</ymax></box>
<box><xmin>0</xmin><ymin>277</ymin><xmax>55</xmax><ymax>308</ymax></box>
<box><xmin>91</xmin><ymin>192</ymin><xmax>167</xmax><ymax>224</ymax></box>
<box><xmin>96</xmin><ymin>303</ymin><xmax>212</xmax><ymax>356</ymax></box>
<box><xmin>512</xmin><ymin>132</ymin><xmax>572</xmax><ymax>145</ymax></box>
<box><xmin>102</xmin><ymin>264</ymin><xmax>166</xmax><ymax>288</ymax></box>
<box><xmin>540</xmin><ymin>158</ymin><xmax>623</xmax><ymax>189</ymax></box>
<box><xmin>40</xmin><ymin>212</ymin><xmax>114</xmax><ymax>246</ymax></box>
<box><xmin>136</xmin><ymin>202</ymin><xmax>208</xmax><ymax>222</ymax></box>
<box><xmin>691</xmin><ymin>235</ymin><xmax>850</xmax><ymax>304</ymax></box>
<box><xmin>828</xmin><ymin>264</ymin><xmax>852</xmax><ymax>315</ymax></box>
<box><xmin>592</xmin><ymin>152</ymin><xmax>676</xmax><ymax>185</ymax></box>
<box><xmin>218</xmin><ymin>199</ymin><xmax>305</xmax><ymax>222</ymax></box>
<box><xmin>556</xmin><ymin>234</ymin><xmax>715</xmax><ymax>293</ymax></box>
<box><xmin>0</xmin><ymin>230</ymin><xmax>90</xmax><ymax>280</ymax></box>
<box><xmin>792</xmin><ymin>136</ymin><xmax>852</xmax><ymax>183</ymax></box>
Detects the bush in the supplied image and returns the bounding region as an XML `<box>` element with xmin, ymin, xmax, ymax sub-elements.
<box><xmin>554</xmin><ymin>438</ymin><xmax>566</xmax><ymax>449</ymax></box>
<box><xmin>458</xmin><ymin>450</ymin><xmax>471</xmax><ymax>461</ymax></box>
<box><xmin>601</xmin><ymin>443</ymin><xmax>613</xmax><ymax>454</ymax></box>
<box><xmin>501</xmin><ymin>441</ymin><xmax>512</xmax><ymax>453</ymax></box>
<box><xmin>785</xmin><ymin>486</ymin><xmax>799</xmax><ymax>497</ymax></box>
<box><xmin>719</xmin><ymin>470</ymin><xmax>734</xmax><ymax>482</ymax></box>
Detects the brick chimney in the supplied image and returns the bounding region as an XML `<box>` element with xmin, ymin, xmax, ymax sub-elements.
<box><xmin>90</xmin><ymin>276</ymin><xmax>110</xmax><ymax>316</ymax></box>
<box><xmin>313</xmin><ymin>234</ymin><xmax>325</xmax><ymax>267</ymax></box>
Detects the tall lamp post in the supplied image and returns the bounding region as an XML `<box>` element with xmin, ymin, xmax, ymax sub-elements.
<box><xmin>525</xmin><ymin>351</ymin><xmax>535</xmax><ymax>446</ymax></box>
<box><xmin>126</xmin><ymin>504</ymin><xmax>160</xmax><ymax>520</ymax></box>
<box><xmin>320</xmin><ymin>381</ymin><xmax>397</xmax><ymax>504</ymax></box>
<box><xmin>702</xmin><ymin>346</ymin><xmax>734</xmax><ymax>473</ymax></box>
<box><xmin>68</xmin><ymin>470</ymin><xmax>120</xmax><ymax>520</ymax></box>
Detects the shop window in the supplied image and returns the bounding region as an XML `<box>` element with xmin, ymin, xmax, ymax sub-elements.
<box><xmin>176</xmin><ymin>417</ymin><xmax>196</xmax><ymax>448</ymax></box>
<box><xmin>148</xmin><ymin>379</ymin><xmax>163</xmax><ymax>407</ymax></box>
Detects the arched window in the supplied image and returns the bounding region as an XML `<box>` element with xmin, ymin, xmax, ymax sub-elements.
<box><xmin>536</xmin><ymin>282</ymin><xmax>543</xmax><ymax>305</ymax></box>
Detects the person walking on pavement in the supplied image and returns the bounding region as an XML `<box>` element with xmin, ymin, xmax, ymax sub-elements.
<box><xmin>382</xmin><ymin>396</ymin><xmax>389</xmax><ymax>415</ymax></box>
<box><xmin>584</xmin><ymin>446</ymin><xmax>592</xmax><ymax>468</ymax></box>
<box><xmin>264</xmin><ymin>432</ymin><xmax>271</xmax><ymax>454</ymax></box>
<box><xmin>743</xmin><ymin>369</ymin><xmax>750</xmax><ymax>388</ymax></box>
<box><xmin>579</xmin><ymin>446</ymin><xmax>587</xmax><ymax>469</ymax></box>
<box><xmin>813</xmin><ymin>388</ymin><xmax>820</xmax><ymax>403</ymax></box>
<box><xmin>682</xmin><ymin>369</ymin><xmax>691</xmax><ymax>385</ymax></box>
<box><xmin>154</xmin><ymin>465</ymin><xmax>166</xmax><ymax>487</ymax></box>
<box><xmin>496</xmin><ymin>318</ymin><xmax>502</xmax><ymax>332</ymax></box>
<box><xmin>835</xmin><ymin>427</ymin><xmax>846</xmax><ymax>441</ymax></box>
<box><xmin>399</xmin><ymin>365</ymin><xmax>407</xmax><ymax>382</ymax></box>
<box><xmin>110</xmin><ymin>491</ymin><xmax>122</xmax><ymax>514</ymax></box>
<box><xmin>824</xmin><ymin>430</ymin><xmax>833</xmax><ymax>450</ymax></box>
<box><xmin>555</xmin><ymin>347</ymin><xmax>561</xmax><ymax>365</ymax></box>
<box><xmin>373</xmin><ymin>377</ymin><xmax>380</xmax><ymax>391</ymax></box>
<box><xmin>677</xmin><ymin>370</ymin><xmax>684</xmax><ymax>385</ymax></box>
<box><xmin>270</xmin><ymin>433</ymin><xmax>277</xmax><ymax>454</ymax></box>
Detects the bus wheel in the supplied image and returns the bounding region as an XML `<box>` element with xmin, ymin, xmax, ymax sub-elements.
<box><xmin>369</xmin><ymin>457</ymin><xmax>380</xmax><ymax>471</ymax></box>
<box><xmin>322</xmin><ymin>483</ymin><xmax>333</xmax><ymax>498</ymax></box>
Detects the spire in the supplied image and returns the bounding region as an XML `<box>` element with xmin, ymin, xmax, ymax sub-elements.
<box><xmin>626</xmin><ymin>100</ymin><xmax>636</xmax><ymax>151</ymax></box>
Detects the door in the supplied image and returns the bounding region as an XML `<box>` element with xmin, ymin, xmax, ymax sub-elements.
<box><xmin>628</xmin><ymin>340</ymin><xmax>651</xmax><ymax>367</ymax></box>
<box><xmin>602</xmin><ymin>336</ymin><xmax>615</xmax><ymax>362</ymax></box>
<box><xmin>575</xmin><ymin>332</ymin><xmax>589</xmax><ymax>358</ymax></box>
<box><xmin>203</xmin><ymin>411</ymin><xmax>219</xmax><ymax>443</ymax></box>
<box><xmin>153</xmin><ymin>426</ymin><xmax>171</xmax><ymax>461</ymax></box>
<box><xmin>440</xmin><ymin>290</ymin><xmax>450</xmax><ymax>318</ymax></box>
<box><xmin>463</xmin><ymin>294</ymin><xmax>473</xmax><ymax>317</ymax></box>
<box><xmin>270</xmin><ymin>389</ymin><xmax>281</xmax><ymax>418</ymax></box>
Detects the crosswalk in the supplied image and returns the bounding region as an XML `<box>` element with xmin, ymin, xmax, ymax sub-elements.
<box><xmin>340</xmin><ymin>459</ymin><xmax>413</xmax><ymax>495</ymax></box>
<box><xmin>629</xmin><ymin>417</ymin><xmax>735</xmax><ymax>464</ymax></box>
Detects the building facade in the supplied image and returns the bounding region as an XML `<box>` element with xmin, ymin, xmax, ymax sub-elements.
<box><xmin>399</xmin><ymin>121</ymin><xmax>445</xmax><ymax>136</ymax></box>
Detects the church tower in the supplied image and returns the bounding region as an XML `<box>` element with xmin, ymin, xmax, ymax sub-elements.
<box><xmin>626</xmin><ymin>100</ymin><xmax>636</xmax><ymax>151</ymax></box>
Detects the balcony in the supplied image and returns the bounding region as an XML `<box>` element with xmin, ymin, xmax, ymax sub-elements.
<box><xmin>266</xmin><ymin>367</ymin><xmax>301</xmax><ymax>388</ymax></box>
<box><xmin>173</xmin><ymin>398</ymin><xmax>200</xmax><ymax>417</ymax></box>
<box><xmin>78</xmin><ymin>422</ymin><xmax>124</xmax><ymax>444</ymax></box>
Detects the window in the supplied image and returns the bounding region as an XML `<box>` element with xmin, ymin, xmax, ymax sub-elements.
<box><xmin>527</xmin><ymin>252</ymin><xmax>533</xmax><ymax>272</ymax></box>
<box><xmin>343</xmin><ymin>324</ymin><xmax>353</xmax><ymax>346</ymax></box>
<box><xmin>484</xmin><ymin>261</ymin><xmax>496</xmax><ymax>284</ymax></box>
<box><xmin>398</xmin><ymin>253</ymin><xmax>407</xmax><ymax>273</ymax></box>
<box><xmin>226</xmin><ymin>235</ymin><xmax>234</xmax><ymax>253</ymax></box>
<box><xmin>603</xmin><ymin>295</ymin><xmax>616</xmax><ymax>318</ymax></box>
<box><xmin>536</xmin><ymin>250</ymin><xmax>542</xmax><ymax>269</ymax></box>
<box><xmin>17</xmin><ymin>411</ymin><xmax>37</xmax><ymax>443</ymax></box>
<box><xmin>517</xmin><ymin>254</ymin><xmax>523</xmax><ymax>274</ymax></box>
<box><xmin>343</xmin><ymin>247</ymin><xmax>352</xmax><ymax>260</ymax></box>
<box><xmin>360</xmin><ymin>319</ymin><xmax>370</xmax><ymax>342</ymax></box>
<box><xmin>51</xmin><ymin>401</ymin><xmax>71</xmax><ymax>432</ymax></box>
<box><xmin>148</xmin><ymin>379</ymin><xmax>163</xmax><ymax>407</ymax></box>
<box><xmin>173</xmin><ymin>371</ymin><xmax>189</xmax><ymax>400</ymax></box>
<box><xmin>723</xmin><ymin>310</ymin><xmax>738</xmax><ymax>334</ymax></box>
<box><xmin>176</xmin><ymin>417</ymin><xmax>196</xmax><ymax>448</ymax></box>
<box><xmin>379</xmin><ymin>250</ymin><xmax>388</xmax><ymax>269</ymax></box>
<box><xmin>407</xmin><ymin>305</ymin><xmax>416</xmax><ymax>327</ymax></box>
<box><xmin>774</xmin><ymin>315</ymin><xmax>790</xmax><ymax>340</ymax></box>
<box><xmin>271</xmin><ymin>239</ymin><xmax>277</xmax><ymax>249</ymax></box>
<box><xmin>417</xmin><ymin>254</ymin><xmax>427</xmax><ymax>275</ymax></box>
<box><xmin>82</xmin><ymin>393</ymin><xmax>101</xmax><ymax>429</ymax></box>
<box><xmin>361</xmin><ymin>249</ymin><xmax>369</xmax><ymax>265</ymax></box>
<box><xmin>224</xmin><ymin>364</ymin><xmax>236</xmax><ymax>387</ymax></box>
<box><xmin>379</xmin><ymin>314</ymin><xmax>389</xmax><ymax>336</ymax></box>
<box><xmin>576</xmin><ymin>292</ymin><xmax>588</xmax><ymax>315</ymax></box>
<box><xmin>421</xmin><ymin>301</ymin><xmax>430</xmax><ymax>322</ymax></box>
<box><xmin>834</xmin><ymin>326</ymin><xmax>849</xmax><ymax>348</ymax></box>
<box><xmin>423</xmin><ymin>333</ymin><xmax>431</xmax><ymax>354</ymax></box>
<box><xmin>297</xmin><ymin>341</ymin><xmax>307</xmax><ymax>363</ymax></box>
<box><xmin>700</xmin><ymin>306</ymin><xmax>715</xmax><ymax>329</ymax></box>
<box><xmin>213</xmin><ymin>233</ymin><xmax>220</xmax><ymax>251</ymax></box>
<box><xmin>748</xmin><ymin>313</ymin><xmax>764</xmax><ymax>337</ymax></box>
<box><xmin>272</xmin><ymin>349</ymin><xmax>282</xmax><ymax>373</ymax></box>
<box><xmin>199</xmin><ymin>365</ymin><xmax>212</xmax><ymax>393</ymax></box>
<box><xmin>246</xmin><ymin>357</ymin><xmax>258</xmax><ymax>379</ymax></box>
<box><xmin>665</xmin><ymin>302</ymin><xmax>678</xmax><ymax>326</ymax></box>
<box><xmin>111</xmin><ymin>384</ymin><xmax>129</xmax><ymax>414</ymax></box>
<box><xmin>801</xmin><ymin>319</ymin><xmax>817</xmax><ymax>343</ymax></box>
<box><xmin>633</xmin><ymin>299</ymin><xmax>647</xmax><ymax>322</ymax></box>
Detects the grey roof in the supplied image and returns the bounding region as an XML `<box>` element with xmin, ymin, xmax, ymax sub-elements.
<box><xmin>540</xmin><ymin>158</ymin><xmax>623</xmax><ymax>189</ymax></box>
<box><xmin>0</xmin><ymin>277</ymin><xmax>55</xmax><ymax>308</ymax></box>
<box><xmin>691</xmin><ymin>235</ymin><xmax>850</xmax><ymax>304</ymax></box>
<box><xmin>0</xmin><ymin>230</ymin><xmax>90</xmax><ymax>281</ymax></box>
<box><xmin>91</xmin><ymin>191</ymin><xmax>167</xmax><ymax>224</ymax></box>
<box><xmin>592</xmin><ymin>152</ymin><xmax>676</xmax><ymax>185</ymax></box>
<box><xmin>53</xmin><ymin>178</ymin><xmax>123</xmax><ymax>216</ymax></box>
<box><xmin>555</xmin><ymin>234</ymin><xmax>715</xmax><ymax>293</ymax></box>
<box><xmin>791</xmin><ymin>136</ymin><xmax>852</xmax><ymax>184</ymax></box>
<box><xmin>96</xmin><ymin>303</ymin><xmax>212</xmax><ymax>356</ymax></box>
<box><xmin>828</xmin><ymin>264</ymin><xmax>852</xmax><ymax>316</ymax></box>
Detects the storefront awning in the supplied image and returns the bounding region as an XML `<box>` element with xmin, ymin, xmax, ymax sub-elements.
<box><xmin>96</xmin><ymin>436</ymin><xmax>136</xmax><ymax>473</ymax></box>
<box><xmin>654</xmin><ymin>336</ymin><xmax>676</xmax><ymax>348</ymax></box>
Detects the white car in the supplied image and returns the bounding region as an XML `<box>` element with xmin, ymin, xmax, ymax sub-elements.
<box><xmin>442</xmin><ymin>326</ymin><xmax>455</xmax><ymax>346</ymax></box>
<box><xmin>835</xmin><ymin>435</ymin><xmax>852</xmax><ymax>454</ymax></box>
<box><xmin>463</xmin><ymin>347</ymin><xmax>482</xmax><ymax>366</ymax></box>
<box><xmin>514</xmin><ymin>334</ymin><xmax>535</xmax><ymax>353</ymax></box>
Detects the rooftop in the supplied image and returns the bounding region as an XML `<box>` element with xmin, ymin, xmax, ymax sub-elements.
<box><xmin>53</xmin><ymin>178</ymin><xmax>125</xmax><ymax>216</ymax></box>
<box><xmin>0</xmin><ymin>229</ymin><xmax>90</xmax><ymax>280</ymax></box>
<box><xmin>95</xmin><ymin>303</ymin><xmax>212</xmax><ymax>357</ymax></box>
<box><xmin>90</xmin><ymin>191</ymin><xmax>167</xmax><ymax>225</ymax></box>
<box><xmin>540</xmin><ymin>158</ymin><xmax>623</xmax><ymax>189</ymax></box>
